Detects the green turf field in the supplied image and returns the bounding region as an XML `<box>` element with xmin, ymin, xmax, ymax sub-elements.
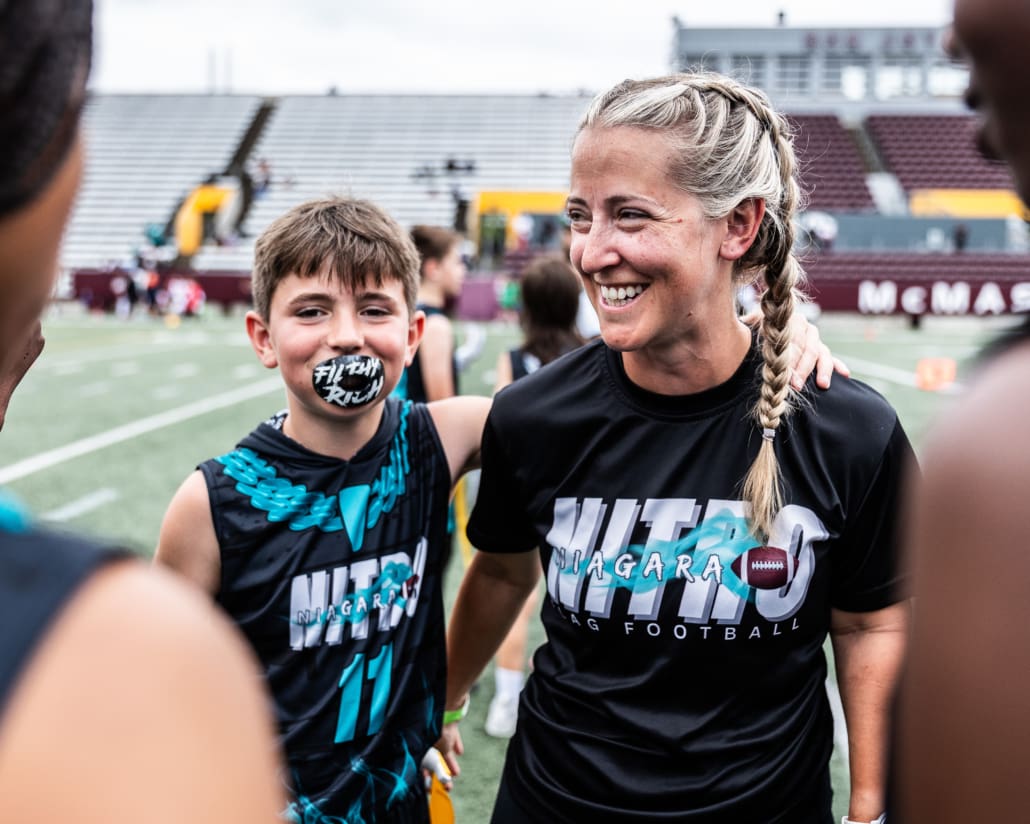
<box><xmin>1</xmin><ymin>306</ymin><xmax>1018</xmax><ymax>821</ymax></box>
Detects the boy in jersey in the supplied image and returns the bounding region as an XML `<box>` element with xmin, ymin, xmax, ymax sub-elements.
<box><xmin>155</xmin><ymin>196</ymin><xmax>488</xmax><ymax>823</ymax></box>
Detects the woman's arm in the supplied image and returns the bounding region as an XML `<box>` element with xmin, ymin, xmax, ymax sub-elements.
<box><xmin>830</xmin><ymin>602</ymin><xmax>908</xmax><ymax>822</ymax></box>
<box><xmin>437</xmin><ymin>549</ymin><xmax>540</xmax><ymax>775</ymax></box>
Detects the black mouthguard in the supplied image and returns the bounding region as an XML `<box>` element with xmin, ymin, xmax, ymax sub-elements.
<box><xmin>312</xmin><ymin>354</ymin><xmax>385</xmax><ymax>409</ymax></box>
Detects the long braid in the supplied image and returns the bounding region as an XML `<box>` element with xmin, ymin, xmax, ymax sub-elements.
<box><xmin>741</xmin><ymin>108</ymin><xmax>804</xmax><ymax>539</ymax></box>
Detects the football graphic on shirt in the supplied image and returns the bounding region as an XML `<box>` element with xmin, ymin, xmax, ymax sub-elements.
<box><xmin>730</xmin><ymin>546</ymin><xmax>798</xmax><ymax>589</ymax></box>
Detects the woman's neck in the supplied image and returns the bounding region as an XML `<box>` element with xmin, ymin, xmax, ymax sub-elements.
<box><xmin>621</xmin><ymin>319</ymin><xmax>752</xmax><ymax>396</ymax></box>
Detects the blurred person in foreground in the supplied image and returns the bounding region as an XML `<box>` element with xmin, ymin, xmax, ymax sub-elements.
<box><xmin>893</xmin><ymin>1</ymin><xmax>1030</xmax><ymax>820</ymax></box>
<box><xmin>0</xmin><ymin>3</ymin><xmax>285</xmax><ymax>821</ymax></box>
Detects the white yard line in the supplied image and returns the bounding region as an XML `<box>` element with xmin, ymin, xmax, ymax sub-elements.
<box><xmin>842</xmin><ymin>354</ymin><xmax>965</xmax><ymax>392</ymax></box>
<box><xmin>0</xmin><ymin>378</ymin><xmax>282</xmax><ymax>484</ymax></box>
<box><xmin>37</xmin><ymin>342</ymin><xmax>211</xmax><ymax>369</ymax></box>
<box><xmin>42</xmin><ymin>488</ymin><xmax>120</xmax><ymax>522</ymax></box>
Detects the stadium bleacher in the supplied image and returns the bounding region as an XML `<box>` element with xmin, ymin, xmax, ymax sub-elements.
<box><xmin>865</xmin><ymin>114</ymin><xmax>1014</xmax><ymax>192</ymax></box>
<box><xmin>190</xmin><ymin>94</ymin><xmax>588</xmax><ymax>273</ymax></box>
<box><xmin>790</xmin><ymin>114</ymin><xmax>876</xmax><ymax>212</ymax></box>
<box><xmin>62</xmin><ymin>88</ymin><xmax>1030</xmax><ymax>318</ymax></box>
<box><xmin>62</xmin><ymin>94</ymin><xmax>264</xmax><ymax>270</ymax></box>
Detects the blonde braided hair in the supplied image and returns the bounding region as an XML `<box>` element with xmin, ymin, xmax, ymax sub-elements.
<box><xmin>579</xmin><ymin>72</ymin><xmax>807</xmax><ymax>539</ymax></box>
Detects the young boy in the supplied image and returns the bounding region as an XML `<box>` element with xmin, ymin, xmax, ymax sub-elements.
<box><xmin>155</xmin><ymin>196</ymin><xmax>489</xmax><ymax>823</ymax></box>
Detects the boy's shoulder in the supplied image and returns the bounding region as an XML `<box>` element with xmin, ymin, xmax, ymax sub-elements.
<box><xmin>424</xmin><ymin>395</ymin><xmax>491</xmax><ymax>476</ymax></box>
<box><xmin>425</xmin><ymin>395</ymin><xmax>490</xmax><ymax>434</ymax></box>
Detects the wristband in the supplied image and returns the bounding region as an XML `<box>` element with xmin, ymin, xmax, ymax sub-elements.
<box><xmin>442</xmin><ymin>695</ymin><xmax>470</xmax><ymax>725</ymax></box>
<box><xmin>842</xmin><ymin>815</ymin><xmax>886</xmax><ymax>824</ymax></box>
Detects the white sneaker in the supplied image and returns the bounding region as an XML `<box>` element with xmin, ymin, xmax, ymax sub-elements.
<box><xmin>484</xmin><ymin>692</ymin><xmax>519</xmax><ymax>738</ymax></box>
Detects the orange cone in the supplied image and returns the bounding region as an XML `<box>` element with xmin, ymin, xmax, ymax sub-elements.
<box><xmin>915</xmin><ymin>357</ymin><xmax>957</xmax><ymax>392</ymax></box>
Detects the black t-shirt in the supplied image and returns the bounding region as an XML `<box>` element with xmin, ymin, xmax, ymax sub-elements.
<box><xmin>0</xmin><ymin>505</ymin><xmax>125</xmax><ymax>724</ymax></box>
<box><xmin>201</xmin><ymin>398</ymin><xmax>451</xmax><ymax>823</ymax></box>
<box><xmin>467</xmin><ymin>339</ymin><xmax>913</xmax><ymax>823</ymax></box>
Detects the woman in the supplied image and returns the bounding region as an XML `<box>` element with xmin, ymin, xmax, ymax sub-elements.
<box><xmin>441</xmin><ymin>72</ymin><xmax>910</xmax><ymax>824</ymax></box>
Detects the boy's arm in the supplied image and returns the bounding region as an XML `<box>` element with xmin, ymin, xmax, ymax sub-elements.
<box><xmin>438</xmin><ymin>548</ymin><xmax>540</xmax><ymax>775</ymax></box>
<box><xmin>427</xmin><ymin>396</ymin><xmax>491</xmax><ymax>485</ymax></box>
<box><xmin>0</xmin><ymin>562</ymin><xmax>286</xmax><ymax>823</ymax></box>
<box><xmin>154</xmin><ymin>470</ymin><xmax>221</xmax><ymax>596</ymax></box>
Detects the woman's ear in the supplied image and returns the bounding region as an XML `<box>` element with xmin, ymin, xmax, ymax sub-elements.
<box><xmin>720</xmin><ymin>198</ymin><xmax>766</xmax><ymax>261</ymax></box>
<box><xmin>245</xmin><ymin>310</ymin><xmax>278</xmax><ymax>369</ymax></box>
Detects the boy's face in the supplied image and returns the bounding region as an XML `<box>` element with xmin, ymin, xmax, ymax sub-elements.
<box><xmin>246</xmin><ymin>267</ymin><xmax>422</xmax><ymax>420</ymax></box>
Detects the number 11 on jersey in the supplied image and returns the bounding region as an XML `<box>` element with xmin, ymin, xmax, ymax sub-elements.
<box><xmin>335</xmin><ymin>644</ymin><xmax>393</xmax><ymax>744</ymax></box>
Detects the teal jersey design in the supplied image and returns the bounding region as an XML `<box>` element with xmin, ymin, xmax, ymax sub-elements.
<box><xmin>202</xmin><ymin>397</ymin><xmax>449</xmax><ymax>823</ymax></box>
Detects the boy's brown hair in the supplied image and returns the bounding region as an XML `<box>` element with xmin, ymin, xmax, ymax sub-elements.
<box><xmin>251</xmin><ymin>197</ymin><xmax>420</xmax><ymax>319</ymax></box>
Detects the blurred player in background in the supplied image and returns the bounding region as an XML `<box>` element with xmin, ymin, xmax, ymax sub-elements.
<box><xmin>394</xmin><ymin>225</ymin><xmax>466</xmax><ymax>403</ymax></box>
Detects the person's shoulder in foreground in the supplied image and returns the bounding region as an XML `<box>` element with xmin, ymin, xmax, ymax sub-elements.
<box><xmin>0</xmin><ymin>0</ymin><xmax>284</xmax><ymax>819</ymax></box>
<box><xmin>0</xmin><ymin>520</ymin><xmax>285</xmax><ymax>822</ymax></box>
<box><xmin>894</xmin><ymin>322</ymin><xmax>1030</xmax><ymax>821</ymax></box>
<box><xmin>894</xmin><ymin>0</ymin><xmax>1030</xmax><ymax>815</ymax></box>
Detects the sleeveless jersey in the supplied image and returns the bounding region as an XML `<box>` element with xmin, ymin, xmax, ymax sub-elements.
<box><xmin>508</xmin><ymin>348</ymin><xmax>541</xmax><ymax>382</ymax></box>
<box><xmin>394</xmin><ymin>305</ymin><xmax>458</xmax><ymax>402</ymax></box>
<box><xmin>0</xmin><ymin>497</ymin><xmax>124</xmax><ymax>725</ymax></box>
<box><xmin>200</xmin><ymin>398</ymin><xmax>451</xmax><ymax>823</ymax></box>
<box><xmin>468</xmin><ymin>338</ymin><xmax>914</xmax><ymax>823</ymax></box>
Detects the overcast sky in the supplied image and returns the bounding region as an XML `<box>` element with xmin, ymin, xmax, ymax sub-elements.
<box><xmin>92</xmin><ymin>0</ymin><xmax>956</xmax><ymax>96</ymax></box>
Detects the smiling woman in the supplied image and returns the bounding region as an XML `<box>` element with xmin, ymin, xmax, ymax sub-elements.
<box><xmin>441</xmin><ymin>72</ymin><xmax>914</xmax><ymax>824</ymax></box>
